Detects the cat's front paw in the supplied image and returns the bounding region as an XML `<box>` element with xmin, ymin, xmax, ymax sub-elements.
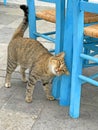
<box><xmin>5</xmin><ymin>82</ymin><xmax>11</xmax><ymax>88</ymax></box>
<box><xmin>25</xmin><ymin>96</ymin><xmax>32</xmax><ymax>103</ymax></box>
<box><xmin>47</xmin><ymin>95</ymin><xmax>55</xmax><ymax>101</ymax></box>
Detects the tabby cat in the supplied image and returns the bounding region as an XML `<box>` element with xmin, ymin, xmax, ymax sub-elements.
<box><xmin>5</xmin><ymin>5</ymin><xmax>69</xmax><ymax>103</ymax></box>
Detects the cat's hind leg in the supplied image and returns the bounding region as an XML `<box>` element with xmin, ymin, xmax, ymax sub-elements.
<box><xmin>43</xmin><ymin>81</ymin><xmax>55</xmax><ymax>101</ymax></box>
<box><xmin>5</xmin><ymin>58</ymin><xmax>17</xmax><ymax>88</ymax></box>
<box><xmin>20</xmin><ymin>66</ymin><xmax>28</xmax><ymax>83</ymax></box>
<box><xmin>25</xmin><ymin>72</ymin><xmax>37</xmax><ymax>103</ymax></box>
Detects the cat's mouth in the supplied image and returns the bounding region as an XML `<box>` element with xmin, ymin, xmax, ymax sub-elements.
<box><xmin>55</xmin><ymin>68</ymin><xmax>62</xmax><ymax>76</ymax></box>
<box><xmin>55</xmin><ymin>70</ymin><xmax>60</xmax><ymax>75</ymax></box>
<box><xmin>55</xmin><ymin>68</ymin><xmax>70</xmax><ymax>76</ymax></box>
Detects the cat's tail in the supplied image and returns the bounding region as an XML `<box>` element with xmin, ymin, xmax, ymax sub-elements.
<box><xmin>12</xmin><ymin>5</ymin><xmax>28</xmax><ymax>40</ymax></box>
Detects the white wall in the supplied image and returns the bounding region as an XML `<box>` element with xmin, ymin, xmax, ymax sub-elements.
<box><xmin>1</xmin><ymin>0</ymin><xmax>98</xmax><ymax>6</ymax></box>
<box><xmin>89</xmin><ymin>0</ymin><xmax>98</xmax><ymax>3</ymax></box>
<box><xmin>1</xmin><ymin>0</ymin><xmax>55</xmax><ymax>6</ymax></box>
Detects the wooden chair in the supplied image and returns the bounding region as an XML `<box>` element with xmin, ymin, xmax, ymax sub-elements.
<box><xmin>27</xmin><ymin>0</ymin><xmax>98</xmax><ymax>108</ymax></box>
<box><xmin>70</xmin><ymin>0</ymin><xmax>98</xmax><ymax>118</ymax></box>
<box><xmin>33</xmin><ymin>1</ymin><xmax>98</xmax><ymax>67</ymax></box>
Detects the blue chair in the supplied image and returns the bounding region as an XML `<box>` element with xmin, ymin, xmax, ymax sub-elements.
<box><xmin>27</xmin><ymin>0</ymin><xmax>98</xmax><ymax>108</ymax></box>
<box><xmin>70</xmin><ymin>0</ymin><xmax>98</xmax><ymax>118</ymax></box>
<box><xmin>27</xmin><ymin>0</ymin><xmax>98</xmax><ymax>70</ymax></box>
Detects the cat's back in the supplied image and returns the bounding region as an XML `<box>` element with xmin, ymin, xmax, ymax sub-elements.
<box><xmin>9</xmin><ymin>37</ymin><xmax>49</xmax><ymax>55</ymax></box>
<box><xmin>8</xmin><ymin>37</ymin><xmax>51</xmax><ymax>68</ymax></box>
<box><xmin>9</xmin><ymin>37</ymin><xmax>46</xmax><ymax>50</ymax></box>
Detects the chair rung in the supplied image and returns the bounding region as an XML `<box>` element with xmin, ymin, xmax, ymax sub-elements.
<box><xmin>90</xmin><ymin>73</ymin><xmax>98</xmax><ymax>79</ymax></box>
<box><xmin>42</xmin><ymin>31</ymin><xmax>56</xmax><ymax>36</ymax></box>
<box><xmin>49</xmin><ymin>49</ymin><xmax>55</xmax><ymax>53</ymax></box>
<box><xmin>80</xmin><ymin>1</ymin><xmax>98</xmax><ymax>14</ymax></box>
<box><xmin>84</xmin><ymin>63</ymin><xmax>98</xmax><ymax>68</ymax></box>
<box><xmin>80</xmin><ymin>54</ymin><xmax>98</xmax><ymax>63</ymax></box>
<box><xmin>79</xmin><ymin>75</ymin><xmax>98</xmax><ymax>86</ymax></box>
<box><xmin>34</xmin><ymin>32</ymin><xmax>55</xmax><ymax>42</ymax></box>
<box><xmin>38</xmin><ymin>0</ymin><xmax>56</xmax><ymax>3</ymax></box>
<box><xmin>81</xmin><ymin>73</ymin><xmax>98</xmax><ymax>83</ymax></box>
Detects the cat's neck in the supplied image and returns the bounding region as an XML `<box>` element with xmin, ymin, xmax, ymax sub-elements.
<box><xmin>42</xmin><ymin>53</ymin><xmax>55</xmax><ymax>76</ymax></box>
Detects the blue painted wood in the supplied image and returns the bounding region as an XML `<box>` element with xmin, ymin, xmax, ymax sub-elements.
<box><xmin>83</xmin><ymin>37</ymin><xmax>98</xmax><ymax>67</ymax></box>
<box><xmin>55</xmin><ymin>0</ymin><xmax>65</xmax><ymax>54</ymax></box>
<box><xmin>4</xmin><ymin>0</ymin><xmax>7</xmax><ymax>5</ymax></box>
<box><xmin>38</xmin><ymin>0</ymin><xmax>56</xmax><ymax>3</ymax></box>
<box><xmin>84</xmin><ymin>64</ymin><xmax>98</xmax><ymax>68</ymax></box>
<box><xmin>69</xmin><ymin>0</ymin><xmax>84</xmax><ymax>118</ymax></box>
<box><xmin>52</xmin><ymin>0</ymin><xmax>69</xmax><ymax>101</ymax></box>
<box><xmin>59</xmin><ymin>0</ymin><xmax>73</xmax><ymax>106</ymax></box>
<box><xmin>52</xmin><ymin>77</ymin><xmax>61</xmax><ymax>99</ymax></box>
<box><xmin>80</xmin><ymin>1</ymin><xmax>98</xmax><ymax>13</ymax></box>
<box><xmin>41</xmin><ymin>31</ymin><xmax>56</xmax><ymax>36</ymax></box>
<box><xmin>81</xmin><ymin>73</ymin><xmax>98</xmax><ymax>84</ymax></box>
<box><xmin>70</xmin><ymin>0</ymin><xmax>98</xmax><ymax>118</ymax></box>
<box><xmin>34</xmin><ymin>32</ymin><xmax>55</xmax><ymax>42</ymax></box>
<box><xmin>52</xmin><ymin>0</ymin><xmax>66</xmax><ymax>100</ymax></box>
<box><xmin>27</xmin><ymin>0</ymin><xmax>37</xmax><ymax>39</ymax></box>
<box><xmin>79</xmin><ymin>75</ymin><xmax>98</xmax><ymax>86</ymax></box>
<box><xmin>80</xmin><ymin>54</ymin><xmax>98</xmax><ymax>63</ymax></box>
<box><xmin>83</xmin><ymin>46</ymin><xmax>90</xmax><ymax>66</ymax></box>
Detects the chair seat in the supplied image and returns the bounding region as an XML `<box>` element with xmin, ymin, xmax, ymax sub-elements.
<box><xmin>36</xmin><ymin>9</ymin><xmax>98</xmax><ymax>24</ymax></box>
<box><xmin>36</xmin><ymin>9</ymin><xmax>55</xmax><ymax>23</ymax></box>
<box><xmin>84</xmin><ymin>24</ymin><xmax>98</xmax><ymax>38</ymax></box>
<box><xmin>84</xmin><ymin>12</ymin><xmax>98</xmax><ymax>24</ymax></box>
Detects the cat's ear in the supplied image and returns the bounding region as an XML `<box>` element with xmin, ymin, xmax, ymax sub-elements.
<box><xmin>56</xmin><ymin>52</ymin><xmax>65</xmax><ymax>58</ymax></box>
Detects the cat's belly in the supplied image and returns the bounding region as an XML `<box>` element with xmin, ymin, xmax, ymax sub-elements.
<box><xmin>18</xmin><ymin>60</ymin><xmax>33</xmax><ymax>69</ymax></box>
<box><xmin>17</xmin><ymin>53</ymin><xmax>36</xmax><ymax>69</ymax></box>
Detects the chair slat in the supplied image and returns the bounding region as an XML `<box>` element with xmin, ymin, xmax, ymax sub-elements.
<box><xmin>79</xmin><ymin>75</ymin><xmax>98</xmax><ymax>86</ymax></box>
<box><xmin>38</xmin><ymin>0</ymin><xmax>56</xmax><ymax>3</ymax></box>
<box><xmin>80</xmin><ymin>1</ymin><xmax>98</xmax><ymax>13</ymax></box>
<box><xmin>80</xmin><ymin>53</ymin><xmax>98</xmax><ymax>63</ymax></box>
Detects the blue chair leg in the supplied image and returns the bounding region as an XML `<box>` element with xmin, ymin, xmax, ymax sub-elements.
<box><xmin>59</xmin><ymin>0</ymin><xmax>73</xmax><ymax>106</ymax></box>
<box><xmin>27</xmin><ymin>0</ymin><xmax>37</xmax><ymax>39</ymax></box>
<box><xmin>52</xmin><ymin>77</ymin><xmax>61</xmax><ymax>99</ymax></box>
<box><xmin>4</xmin><ymin>0</ymin><xmax>7</xmax><ymax>5</ymax></box>
<box><xmin>52</xmin><ymin>0</ymin><xmax>65</xmax><ymax>100</ymax></box>
<box><xmin>69</xmin><ymin>1</ymin><xmax>84</xmax><ymax>118</ymax></box>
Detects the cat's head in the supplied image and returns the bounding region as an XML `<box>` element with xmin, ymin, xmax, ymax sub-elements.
<box><xmin>49</xmin><ymin>52</ymin><xmax>70</xmax><ymax>76</ymax></box>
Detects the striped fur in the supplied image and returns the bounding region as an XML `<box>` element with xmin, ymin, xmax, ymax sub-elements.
<box><xmin>5</xmin><ymin>5</ymin><xmax>69</xmax><ymax>103</ymax></box>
